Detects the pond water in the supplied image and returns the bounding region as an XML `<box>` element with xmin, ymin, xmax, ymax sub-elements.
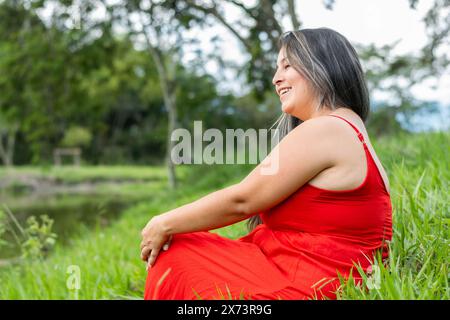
<box><xmin>0</xmin><ymin>186</ymin><xmax>148</xmax><ymax>260</ymax></box>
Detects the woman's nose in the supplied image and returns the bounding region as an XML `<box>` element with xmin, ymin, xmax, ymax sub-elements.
<box><xmin>272</xmin><ymin>69</ymin><xmax>283</xmax><ymax>86</ymax></box>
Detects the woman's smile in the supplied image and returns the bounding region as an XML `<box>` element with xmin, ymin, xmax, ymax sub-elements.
<box><xmin>280</xmin><ymin>88</ymin><xmax>292</xmax><ymax>100</ymax></box>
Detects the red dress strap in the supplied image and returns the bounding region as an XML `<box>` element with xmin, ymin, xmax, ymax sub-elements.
<box><xmin>327</xmin><ymin>115</ymin><xmax>366</xmax><ymax>145</ymax></box>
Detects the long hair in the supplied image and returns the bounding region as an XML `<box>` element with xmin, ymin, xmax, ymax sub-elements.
<box><xmin>246</xmin><ymin>28</ymin><xmax>371</xmax><ymax>232</ymax></box>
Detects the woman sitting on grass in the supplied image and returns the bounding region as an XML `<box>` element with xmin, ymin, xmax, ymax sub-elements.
<box><xmin>140</xmin><ymin>27</ymin><xmax>392</xmax><ymax>300</ymax></box>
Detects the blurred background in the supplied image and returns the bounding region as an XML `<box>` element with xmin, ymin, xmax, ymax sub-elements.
<box><xmin>0</xmin><ymin>0</ymin><xmax>448</xmax><ymax>299</ymax></box>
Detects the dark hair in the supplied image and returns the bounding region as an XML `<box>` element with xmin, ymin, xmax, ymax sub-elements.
<box><xmin>247</xmin><ymin>27</ymin><xmax>371</xmax><ymax>232</ymax></box>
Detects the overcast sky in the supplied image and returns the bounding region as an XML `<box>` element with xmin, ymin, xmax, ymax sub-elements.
<box><xmin>182</xmin><ymin>0</ymin><xmax>449</xmax><ymax>107</ymax></box>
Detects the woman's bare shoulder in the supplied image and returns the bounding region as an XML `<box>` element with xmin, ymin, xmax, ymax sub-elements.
<box><xmin>298</xmin><ymin>115</ymin><xmax>354</xmax><ymax>142</ymax></box>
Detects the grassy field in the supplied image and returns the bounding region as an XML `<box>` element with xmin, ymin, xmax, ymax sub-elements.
<box><xmin>0</xmin><ymin>165</ymin><xmax>181</xmax><ymax>182</ymax></box>
<box><xmin>0</xmin><ymin>130</ymin><xmax>448</xmax><ymax>299</ymax></box>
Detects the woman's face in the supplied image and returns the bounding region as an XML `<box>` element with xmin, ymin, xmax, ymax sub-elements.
<box><xmin>272</xmin><ymin>47</ymin><xmax>316</xmax><ymax>120</ymax></box>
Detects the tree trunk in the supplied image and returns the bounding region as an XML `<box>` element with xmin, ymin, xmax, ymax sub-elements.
<box><xmin>0</xmin><ymin>126</ymin><xmax>17</xmax><ymax>167</ymax></box>
<box><xmin>136</xmin><ymin>11</ymin><xmax>179</xmax><ymax>190</ymax></box>
<box><xmin>166</xmin><ymin>91</ymin><xmax>178</xmax><ymax>189</ymax></box>
<box><xmin>286</xmin><ymin>0</ymin><xmax>301</xmax><ymax>30</ymax></box>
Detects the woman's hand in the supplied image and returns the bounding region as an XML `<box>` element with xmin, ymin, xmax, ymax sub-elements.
<box><xmin>140</xmin><ymin>215</ymin><xmax>172</xmax><ymax>270</ymax></box>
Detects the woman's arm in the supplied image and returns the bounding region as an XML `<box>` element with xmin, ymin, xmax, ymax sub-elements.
<box><xmin>158</xmin><ymin>183</ymin><xmax>249</xmax><ymax>236</ymax></box>
<box><xmin>140</xmin><ymin>183</ymin><xmax>249</xmax><ymax>267</ymax></box>
<box><xmin>158</xmin><ymin>116</ymin><xmax>338</xmax><ymax>236</ymax></box>
<box><xmin>141</xmin><ymin>117</ymin><xmax>338</xmax><ymax>266</ymax></box>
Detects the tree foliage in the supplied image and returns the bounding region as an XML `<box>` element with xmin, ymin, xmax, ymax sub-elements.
<box><xmin>0</xmin><ymin>0</ymin><xmax>447</xmax><ymax>165</ymax></box>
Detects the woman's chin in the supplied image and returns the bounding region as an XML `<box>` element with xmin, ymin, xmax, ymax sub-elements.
<box><xmin>281</xmin><ymin>103</ymin><xmax>294</xmax><ymax>114</ymax></box>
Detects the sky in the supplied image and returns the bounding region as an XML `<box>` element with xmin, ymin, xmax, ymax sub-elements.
<box><xmin>182</xmin><ymin>0</ymin><xmax>450</xmax><ymax>109</ymax></box>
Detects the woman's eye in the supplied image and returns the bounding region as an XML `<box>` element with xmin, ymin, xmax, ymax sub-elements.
<box><xmin>284</xmin><ymin>64</ymin><xmax>290</xmax><ymax>69</ymax></box>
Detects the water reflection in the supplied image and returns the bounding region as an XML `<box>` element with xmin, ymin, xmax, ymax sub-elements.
<box><xmin>0</xmin><ymin>177</ymin><xmax>156</xmax><ymax>261</ymax></box>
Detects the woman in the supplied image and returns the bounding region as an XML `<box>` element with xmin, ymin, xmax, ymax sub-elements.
<box><xmin>140</xmin><ymin>28</ymin><xmax>392</xmax><ymax>300</ymax></box>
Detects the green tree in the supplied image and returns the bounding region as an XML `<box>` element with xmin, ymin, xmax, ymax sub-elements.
<box><xmin>61</xmin><ymin>126</ymin><xmax>92</xmax><ymax>148</ymax></box>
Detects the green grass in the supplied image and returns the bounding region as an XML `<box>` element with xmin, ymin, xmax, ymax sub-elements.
<box><xmin>0</xmin><ymin>164</ymin><xmax>251</xmax><ymax>299</ymax></box>
<box><xmin>0</xmin><ymin>165</ymin><xmax>190</xmax><ymax>184</ymax></box>
<box><xmin>0</xmin><ymin>131</ymin><xmax>448</xmax><ymax>299</ymax></box>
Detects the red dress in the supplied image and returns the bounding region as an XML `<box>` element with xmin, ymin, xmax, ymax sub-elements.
<box><xmin>144</xmin><ymin>115</ymin><xmax>393</xmax><ymax>300</ymax></box>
